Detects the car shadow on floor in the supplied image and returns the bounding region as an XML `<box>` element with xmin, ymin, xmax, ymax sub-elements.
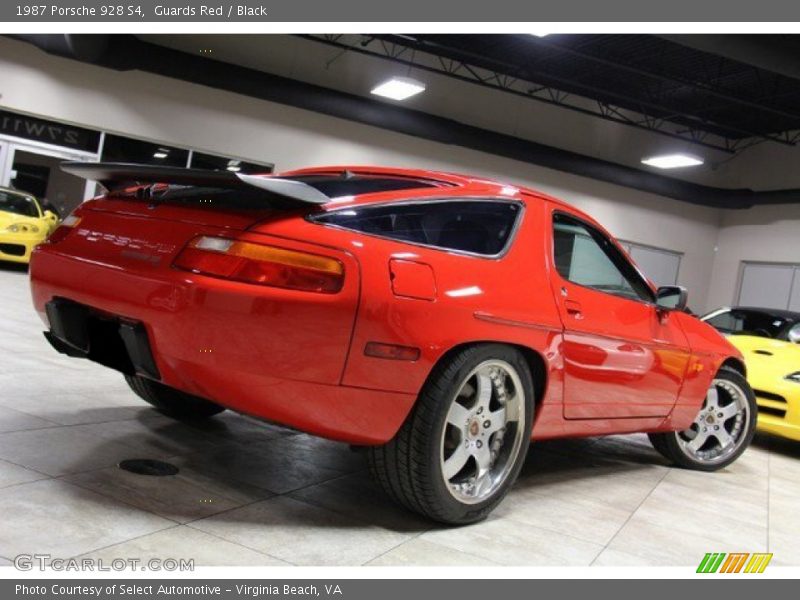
<box><xmin>752</xmin><ymin>431</ymin><xmax>800</xmax><ymax>458</ymax></box>
<box><xmin>48</xmin><ymin>409</ymin><xmax>431</xmax><ymax>534</ymax></box>
<box><xmin>41</xmin><ymin>409</ymin><xmax>673</xmax><ymax>536</ymax></box>
<box><xmin>514</xmin><ymin>434</ymin><xmax>669</xmax><ymax>490</ymax></box>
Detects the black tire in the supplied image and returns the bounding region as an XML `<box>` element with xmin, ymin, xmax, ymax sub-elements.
<box><xmin>367</xmin><ymin>344</ymin><xmax>535</xmax><ymax>525</ymax></box>
<box><xmin>124</xmin><ymin>375</ymin><xmax>225</xmax><ymax>420</ymax></box>
<box><xmin>648</xmin><ymin>368</ymin><xmax>756</xmax><ymax>471</ymax></box>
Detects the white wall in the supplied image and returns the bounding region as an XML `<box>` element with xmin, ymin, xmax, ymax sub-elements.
<box><xmin>0</xmin><ymin>36</ymin><xmax>761</xmax><ymax>312</ymax></box>
<box><xmin>720</xmin><ymin>140</ymin><xmax>800</xmax><ymax>189</ymax></box>
<box><xmin>707</xmin><ymin>204</ymin><xmax>800</xmax><ymax>311</ymax></box>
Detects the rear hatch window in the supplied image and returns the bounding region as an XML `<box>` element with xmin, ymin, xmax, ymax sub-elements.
<box><xmin>311</xmin><ymin>200</ymin><xmax>521</xmax><ymax>256</ymax></box>
<box><xmin>290</xmin><ymin>175</ymin><xmax>441</xmax><ymax>197</ymax></box>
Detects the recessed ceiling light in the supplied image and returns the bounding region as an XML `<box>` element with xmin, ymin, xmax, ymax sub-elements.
<box><xmin>371</xmin><ymin>77</ymin><xmax>426</xmax><ymax>101</ymax></box>
<box><xmin>152</xmin><ymin>151</ymin><xmax>168</xmax><ymax>159</ymax></box>
<box><xmin>226</xmin><ymin>160</ymin><xmax>241</xmax><ymax>172</ymax></box>
<box><xmin>641</xmin><ymin>153</ymin><xmax>704</xmax><ymax>169</ymax></box>
<box><xmin>530</xmin><ymin>33</ymin><xmax>550</xmax><ymax>38</ymax></box>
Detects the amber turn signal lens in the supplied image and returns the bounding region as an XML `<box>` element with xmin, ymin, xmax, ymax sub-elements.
<box><xmin>46</xmin><ymin>215</ymin><xmax>82</xmax><ymax>244</ymax></box>
<box><xmin>173</xmin><ymin>236</ymin><xmax>344</xmax><ymax>293</ymax></box>
<box><xmin>364</xmin><ymin>342</ymin><xmax>421</xmax><ymax>361</ymax></box>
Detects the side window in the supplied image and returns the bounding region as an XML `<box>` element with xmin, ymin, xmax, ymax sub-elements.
<box><xmin>311</xmin><ymin>200</ymin><xmax>521</xmax><ymax>256</ymax></box>
<box><xmin>553</xmin><ymin>213</ymin><xmax>654</xmax><ymax>302</ymax></box>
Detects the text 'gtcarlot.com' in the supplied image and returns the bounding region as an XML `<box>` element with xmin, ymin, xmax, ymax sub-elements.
<box><xmin>13</xmin><ymin>554</ymin><xmax>194</xmax><ymax>571</ymax></box>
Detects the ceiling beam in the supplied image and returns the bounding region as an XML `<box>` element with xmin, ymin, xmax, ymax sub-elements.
<box><xmin>530</xmin><ymin>35</ymin><xmax>800</xmax><ymax>124</ymax></box>
<box><xmin>659</xmin><ymin>35</ymin><xmax>800</xmax><ymax>83</ymax></box>
<box><xmin>370</xmin><ymin>34</ymin><xmax>799</xmax><ymax>145</ymax></box>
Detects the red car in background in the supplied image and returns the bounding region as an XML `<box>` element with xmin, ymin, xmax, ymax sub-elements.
<box><xmin>29</xmin><ymin>163</ymin><xmax>756</xmax><ymax>524</ymax></box>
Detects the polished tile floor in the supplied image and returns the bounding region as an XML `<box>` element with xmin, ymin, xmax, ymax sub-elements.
<box><xmin>1</xmin><ymin>264</ymin><xmax>798</xmax><ymax>567</ymax></box>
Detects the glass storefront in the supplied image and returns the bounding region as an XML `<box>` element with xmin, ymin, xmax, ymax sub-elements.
<box><xmin>0</xmin><ymin>108</ymin><xmax>275</xmax><ymax>215</ymax></box>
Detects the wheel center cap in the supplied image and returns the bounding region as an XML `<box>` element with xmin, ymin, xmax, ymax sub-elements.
<box><xmin>468</xmin><ymin>419</ymin><xmax>480</xmax><ymax>438</ymax></box>
<box><xmin>706</xmin><ymin>415</ymin><xmax>716</xmax><ymax>425</ymax></box>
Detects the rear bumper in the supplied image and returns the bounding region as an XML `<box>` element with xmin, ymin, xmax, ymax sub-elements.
<box><xmin>30</xmin><ymin>247</ymin><xmax>415</xmax><ymax>445</ymax></box>
<box><xmin>44</xmin><ymin>297</ymin><xmax>160</xmax><ymax>380</ymax></box>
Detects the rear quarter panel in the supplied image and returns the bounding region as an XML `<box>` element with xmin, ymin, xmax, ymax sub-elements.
<box><xmin>257</xmin><ymin>197</ymin><xmax>565</xmax><ymax>403</ymax></box>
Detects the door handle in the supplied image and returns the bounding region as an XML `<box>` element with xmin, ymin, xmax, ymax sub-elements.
<box><xmin>565</xmin><ymin>299</ymin><xmax>583</xmax><ymax>317</ymax></box>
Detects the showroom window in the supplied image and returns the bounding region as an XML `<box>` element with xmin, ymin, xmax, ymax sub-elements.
<box><xmin>0</xmin><ymin>109</ymin><xmax>101</xmax><ymax>153</ymax></box>
<box><xmin>190</xmin><ymin>151</ymin><xmax>273</xmax><ymax>174</ymax></box>
<box><xmin>101</xmin><ymin>135</ymin><xmax>275</xmax><ymax>175</ymax></box>
<box><xmin>0</xmin><ymin>109</ymin><xmax>278</xmax><ymax>211</ymax></box>
<box><xmin>312</xmin><ymin>200</ymin><xmax>521</xmax><ymax>256</ymax></box>
<box><xmin>737</xmin><ymin>262</ymin><xmax>800</xmax><ymax>311</ymax></box>
<box><xmin>101</xmin><ymin>134</ymin><xmax>190</xmax><ymax>167</ymax></box>
<box><xmin>553</xmin><ymin>213</ymin><xmax>654</xmax><ymax>302</ymax></box>
<box><xmin>619</xmin><ymin>240</ymin><xmax>682</xmax><ymax>287</ymax></box>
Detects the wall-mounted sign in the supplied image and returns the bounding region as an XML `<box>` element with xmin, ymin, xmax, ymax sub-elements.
<box><xmin>0</xmin><ymin>110</ymin><xmax>101</xmax><ymax>153</ymax></box>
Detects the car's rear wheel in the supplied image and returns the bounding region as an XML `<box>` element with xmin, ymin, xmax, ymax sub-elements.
<box><xmin>124</xmin><ymin>375</ymin><xmax>226</xmax><ymax>419</ymax></box>
<box><xmin>649</xmin><ymin>368</ymin><xmax>756</xmax><ymax>471</ymax></box>
<box><xmin>367</xmin><ymin>344</ymin><xmax>534</xmax><ymax>525</ymax></box>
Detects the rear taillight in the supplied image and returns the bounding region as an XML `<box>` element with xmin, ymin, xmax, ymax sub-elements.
<box><xmin>47</xmin><ymin>215</ymin><xmax>82</xmax><ymax>244</ymax></box>
<box><xmin>173</xmin><ymin>235</ymin><xmax>344</xmax><ymax>294</ymax></box>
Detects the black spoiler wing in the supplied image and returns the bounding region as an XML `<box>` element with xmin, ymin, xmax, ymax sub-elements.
<box><xmin>60</xmin><ymin>162</ymin><xmax>330</xmax><ymax>205</ymax></box>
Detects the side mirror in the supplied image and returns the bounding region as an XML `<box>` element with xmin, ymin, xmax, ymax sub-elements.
<box><xmin>788</xmin><ymin>323</ymin><xmax>800</xmax><ymax>344</ymax></box>
<box><xmin>655</xmin><ymin>285</ymin><xmax>688</xmax><ymax>311</ymax></box>
<box><xmin>44</xmin><ymin>210</ymin><xmax>57</xmax><ymax>221</ymax></box>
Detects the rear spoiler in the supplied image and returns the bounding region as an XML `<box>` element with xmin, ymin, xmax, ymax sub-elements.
<box><xmin>60</xmin><ymin>162</ymin><xmax>330</xmax><ymax>205</ymax></box>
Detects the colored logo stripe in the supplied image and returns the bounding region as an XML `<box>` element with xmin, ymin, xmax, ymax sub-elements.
<box><xmin>697</xmin><ymin>553</ymin><xmax>773</xmax><ymax>573</ymax></box>
<box><xmin>697</xmin><ymin>553</ymin><xmax>726</xmax><ymax>573</ymax></box>
<box><xmin>744</xmin><ymin>553</ymin><xmax>773</xmax><ymax>573</ymax></box>
<box><xmin>720</xmin><ymin>553</ymin><xmax>749</xmax><ymax>573</ymax></box>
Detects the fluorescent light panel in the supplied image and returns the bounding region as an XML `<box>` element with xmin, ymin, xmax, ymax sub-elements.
<box><xmin>641</xmin><ymin>153</ymin><xmax>704</xmax><ymax>169</ymax></box>
<box><xmin>371</xmin><ymin>77</ymin><xmax>426</xmax><ymax>101</ymax></box>
<box><xmin>530</xmin><ymin>33</ymin><xmax>550</xmax><ymax>37</ymax></box>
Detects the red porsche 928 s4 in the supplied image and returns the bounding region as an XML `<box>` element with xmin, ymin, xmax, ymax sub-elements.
<box><xmin>29</xmin><ymin>162</ymin><xmax>757</xmax><ymax>524</ymax></box>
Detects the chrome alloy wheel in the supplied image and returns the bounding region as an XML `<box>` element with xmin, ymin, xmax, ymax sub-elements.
<box><xmin>676</xmin><ymin>377</ymin><xmax>751</xmax><ymax>466</ymax></box>
<box><xmin>440</xmin><ymin>359</ymin><xmax>526</xmax><ymax>504</ymax></box>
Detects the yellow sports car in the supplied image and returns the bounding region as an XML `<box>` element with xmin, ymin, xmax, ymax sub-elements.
<box><xmin>703</xmin><ymin>306</ymin><xmax>800</xmax><ymax>441</ymax></box>
<box><xmin>0</xmin><ymin>187</ymin><xmax>59</xmax><ymax>264</ymax></box>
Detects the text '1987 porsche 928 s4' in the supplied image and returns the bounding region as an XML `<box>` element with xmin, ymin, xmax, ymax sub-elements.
<box><xmin>29</xmin><ymin>162</ymin><xmax>757</xmax><ymax>524</ymax></box>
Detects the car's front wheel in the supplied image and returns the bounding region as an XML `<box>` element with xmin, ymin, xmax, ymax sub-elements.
<box><xmin>367</xmin><ymin>344</ymin><xmax>534</xmax><ymax>525</ymax></box>
<box><xmin>649</xmin><ymin>368</ymin><xmax>756</xmax><ymax>471</ymax></box>
<box><xmin>125</xmin><ymin>375</ymin><xmax>226</xmax><ymax>420</ymax></box>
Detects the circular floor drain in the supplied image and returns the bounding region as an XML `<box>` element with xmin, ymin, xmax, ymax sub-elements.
<box><xmin>118</xmin><ymin>459</ymin><xmax>179</xmax><ymax>476</ymax></box>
